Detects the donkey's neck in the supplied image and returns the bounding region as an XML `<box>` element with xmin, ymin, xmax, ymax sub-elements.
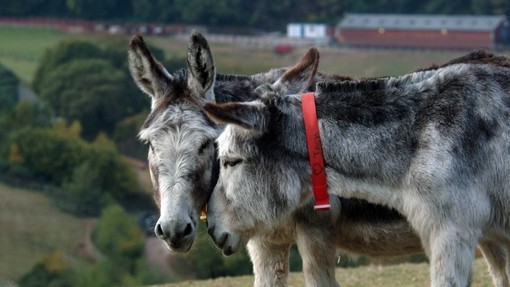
<box><xmin>273</xmin><ymin>65</ymin><xmax>472</xmax><ymax>186</ymax></box>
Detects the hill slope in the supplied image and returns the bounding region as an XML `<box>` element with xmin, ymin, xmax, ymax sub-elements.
<box><xmin>0</xmin><ymin>183</ymin><xmax>88</xmax><ymax>280</ymax></box>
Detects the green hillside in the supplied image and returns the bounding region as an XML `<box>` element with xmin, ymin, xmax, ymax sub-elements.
<box><xmin>0</xmin><ymin>183</ymin><xmax>87</xmax><ymax>280</ymax></box>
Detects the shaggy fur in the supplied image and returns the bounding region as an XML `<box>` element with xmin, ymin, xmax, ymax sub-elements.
<box><xmin>204</xmin><ymin>50</ymin><xmax>510</xmax><ymax>287</ymax></box>
<box><xmin>129</xmin><ymin>32</ymin><xmax>423</xmax><ymax>287</ymax></box>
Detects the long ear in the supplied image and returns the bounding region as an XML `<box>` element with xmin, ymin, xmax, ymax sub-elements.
<box><xmin>187</xmin><ymin>31</ymin><xmax>216</xmax><ymax>101</ymax></box>
<box><xmin>275</xmin><ymin>48</ymin><xmax>319</xmax><ymax>94</ymax></box>
<box><xmin>128</xmin><ymin>34</ymin><xmax>172</xmax><ymax>100</ymax></box>
<box><xmin>203</xmin><ymin>102</ymin><xmax>266</xmax><ymax>130</ymax></box>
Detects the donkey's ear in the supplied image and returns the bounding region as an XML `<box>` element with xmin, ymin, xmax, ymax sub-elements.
<box><xmin>128</xmin><ymin>34</ymin><xmax>172</xmax><ymax>100</ymax></box>
<box><xmin>203</xmin><ymin>102</ymin><xmax>266</xmax><ymax>130</ymax></box>
<box><xmin>187</xmin><ymin>31</ymin><xmax>216</xmax><ymax>101</ymax></box>
<box><xmin>275</xmin><ymin>48</ymin><xmax>320</xmax><ymax>94</ymax></box>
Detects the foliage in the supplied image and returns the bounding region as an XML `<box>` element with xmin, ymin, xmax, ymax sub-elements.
<box><xmin>0</xmin><ymin>101</ymin><xmax>52</xmax><ymax>139</ymax></box>
<box><xmin>2</xmin><ymin>0</ymin><xmax>510</xmax><ymax>31</ymax></box>
<box><xmin>5</xmin><ymin>127</ymin><xmax>87</xmax><ymax>183</ymax></box>
<box><xmin>92</xmin><ymin>204</ymin><xmax>145</xmax><ymax>270</ymax></box>
<box><xmin>59</xmin><ymin>160</ymin><xmax>114</xmax><ymax>216</ymax></box>
<box><xmin>2</xmin><ymin>124</ymin><xmax>139</xmax><ymax>215</ymax></box>
<box><xmin>36</xmin><ymin>58</ymin><xmax>133</xmax><ymax>139</ymax></box>
<box><xmin>113</xmin><ymin>111</ymin><xmax>149</xmax><ymax>160</ymax></box>
<box><xmin>72</xmin><ymin>260</ymin><xmax>120</xmax><ymax>287</ymax></box>
<box><xmin>18</xmin><ymin>251</ymin><xmax>75</xmax><ymax>287</ymax></box>
<box><xmin>58</xmin><ymin>133</ymin><xmax>139</xmax><ymax>215</ymax></box>
<box><xmin>0</xmin><ymin>63</ymin><xmax>19</xmax><ymax>112</ymax></box>
<box><xmin>172</xmin><ymin>222</ymin><xmax>252</xmax><ymax>279</ymax></box>
<box><xmin>71</xmin><ymin>258</ymin><xmax>167</xmax><ymax>287</ymax></box>
<box><xmin>32</xmin><ymin>39</ymin><xmax>148</xmax><ymax>139</ymax></box>
<box><xmin>32</xmin><ymin>40</ymin><xmax>103</xmax><ymax>94</ymax></box>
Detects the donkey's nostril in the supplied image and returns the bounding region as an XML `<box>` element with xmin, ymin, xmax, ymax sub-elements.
<box><xmin>183</xmin><ymin>223</ymin><xmax>193</xmax><ymax>237</ymax></box>
<box><xmin>155</xmin><ymin>223</ymin><xmax>165</xmax><ymax>238</ymax></box>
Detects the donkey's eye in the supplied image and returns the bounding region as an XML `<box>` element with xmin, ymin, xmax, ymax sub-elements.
<box><xmin>224</xmin><ymin>158</ymin><xmax>243</xmax><ymax>168</ymax></box>
<box><xmin>149</xmin><ymin>142</ymin><xmax>155</xmax><ymax>153</ymax></box>
<box><xmin>198</xmin><ymin>140</ymin><xmax>212</xmax><ymax>155</ymax></box>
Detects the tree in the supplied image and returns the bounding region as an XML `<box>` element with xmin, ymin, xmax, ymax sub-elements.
<box><xmin>0</xmin><ymin>0</ymin><xmax>68</xmax><ymax>17</ymax></box>
<box><xmin>114</xmin><ymin>111</ymin><xmax>149</xmax><ymax>160</ymax></box>
<box><xmin>33</xmin><ymin>39</ymin><xmax>149</xmax><ymax>140</ymax></box>
<box><xmin>92</xmin><ymin>204</ymin><xmax>145</xmax><ymax>270</ymax></box>
<box><xmin>172</xmin><ymin>222</ymin><xmax>252</xmax><ymax>279</ymax></box>
<box><xmin>65</xmin><ymin>0</ymin><xmax>132</xmax><ymax>19</ymax></box>
<box><xmin>0</xmin><ymin>63</ymin><xmax>19</xmax><ymax>113</ymax></box>
<box><xmin>18</xmin><ymin>251</ymin><xmax>74</xmax><ymax>287</ymax></box>
<box><xmin>60</xmin><ymin>160</ymin><xmax>114</xmax><ymax>216</ymax></box>
<box><xmin>5</xmin><ymin>127</ymin><xmax>86</xmax><ymax>183</ymax></box>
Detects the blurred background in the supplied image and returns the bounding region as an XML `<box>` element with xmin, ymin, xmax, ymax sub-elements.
<box><xmin>0</xmin><ymin>1</ymin><xmax>509</xmax><ymax>286</ymax></box>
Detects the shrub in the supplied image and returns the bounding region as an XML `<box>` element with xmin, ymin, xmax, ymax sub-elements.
<box><xmin>18</xmin><ymin>251</ymin><xmax>74</xmax><ymax>287</ymax></box>
<box><xmin>92</xmin><ymin>204</ymin><xmax>145</xmax><ymax>270</ymax></box>
<box><xmin>5</xmin><ymin>127</ymin><xmax>87</xmax><ymax>183</ymax></box>
<box><xmin>32</xmin><ymin>39</ymin><xmax>151</xmax><ymax>140</ymax></box>
<box><xmin>0</xmin><ymin>63</ymin><xmax>19</xmax><ymax>112</ymax></box>
<box><xmin>113</xmin><ymin>111</ymin><xmax>149</xmax><ymax>160</ymax></box>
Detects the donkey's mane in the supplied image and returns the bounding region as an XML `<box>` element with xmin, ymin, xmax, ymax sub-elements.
<box><xmin>216</xmin><ymin>73</ymin><xmax>251</xmax><ymax>82</ymax></box>
<box><xmin>317</xmin><ymin>50</ymin><xmax>510</xmax><ymax>95</ymax></box>
<box><xmin>316</xmin><ymin>78</ymin><xmax>387</xmax><ymax>94</ymax></box>
<box><xmin>316</xmin><ymin>68</ymin><xmax>437</xmax><ymax>95</ymax></box>
<box><xmin>417</xmin><ymin>50</ymin><xmax>510</xmax><ymax>71</ymax></box>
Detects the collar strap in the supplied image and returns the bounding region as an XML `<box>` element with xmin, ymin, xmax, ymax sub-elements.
<box><xmin>301</xmin><ymin>92</ymin><xmax>330</xmax><ymax>211</ymax></box>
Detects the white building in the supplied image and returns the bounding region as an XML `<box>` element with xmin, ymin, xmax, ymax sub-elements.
<box><xmin>287</xmin><ymin>23</ymin><xmax>328</xmax><ymax>39</ymax></box>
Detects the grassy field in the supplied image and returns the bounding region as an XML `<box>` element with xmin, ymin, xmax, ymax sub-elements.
<box><xmin>3</xmin><ymin>25</ymin><xmax>509</xmax><ymax>86</ymax></box>
<box><xmin>151</xmin><ymin>258</ymin><xmax>492</xmax><ymax>287</ymax></box>
<box><xmin>0</xmin><ymin>27</ymin><xmax>134</xmax><ymax>84</ymax></box>
<box><xmin>0</xmin><ymin>183</ymin><xmax>87</xmax><ymax>280</ymax></box>
<box><xmin>0</xmin><ymin>27</ymin><xmax>69</xmax><ymax>84</ymax></box>
<box><xmin>148</xmin><ymin>35</ymin><xmax>499</xmax><ymax>78</ymax></box>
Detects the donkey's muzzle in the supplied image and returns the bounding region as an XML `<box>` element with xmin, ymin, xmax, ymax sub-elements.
<box><xmin>155</xmin><ymin>218</ymin><xmax>196</xmax><ymax>252</ymax></box>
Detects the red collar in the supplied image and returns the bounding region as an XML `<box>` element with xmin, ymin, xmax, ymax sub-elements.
<box><xmin>301</xmin><ymin>92</ymin><xmax>330</xmax><ymax>211</ymax></box>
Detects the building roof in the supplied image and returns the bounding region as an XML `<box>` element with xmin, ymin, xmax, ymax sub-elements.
<box><xmin>339</xmin><ymin>13</ymin><xmax>507</xmax><ymax>32</ymax></box>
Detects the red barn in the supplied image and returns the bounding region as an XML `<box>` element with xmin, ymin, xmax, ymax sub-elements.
<box><xmin>337</xmin><ymin>14</ymin><xmax>509</xmax><ymax>50</ymax></box>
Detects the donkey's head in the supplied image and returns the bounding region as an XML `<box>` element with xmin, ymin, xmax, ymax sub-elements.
<box><xmin>129</xmin><ymin>32</ymin><xmax>288</xmax><ymax>252</ymax></box>
<box><xmin>203</xmin><ymin>49</ymin><xmax>322</xmax><ymax>252</ymax></box>
<box><xmin>128</xmin><ymin>32</ymin><xmax>219</xmax><ymax>252</ymax></box>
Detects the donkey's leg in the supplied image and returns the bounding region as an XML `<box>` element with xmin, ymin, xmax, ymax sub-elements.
<box><xmin>479</xmin><ymin>240</ymin><xmax>510</xmax><ymax>287</ymax></box>
<box><xmin>247</xmin><ymin>237</ymin><xmax>290</xmax><ymax>287</ymax></box>
<box><xmin>427</xmin><ymin>227</ymin><xmax>478</xmax><ymax>287</ymax></box>
<box><xmin>295</xmin><ymin>224</ymin><xmax>339</xmax><ymax>287</ymax></box>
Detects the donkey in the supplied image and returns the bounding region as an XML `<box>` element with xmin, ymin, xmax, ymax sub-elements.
<box><xmin>129</xmin><ymin>32</ymin><xmax>426</xmax><ymax>286</ymax></box>
<box><xmin>128</xmin><ymin>33</ymin><xmax>286</xmax><ymax>253</ymax></box>
<box><xmin>204</xmin><ymin>49</ymin><xmax>510</xmax><ymax>287</ymax></box>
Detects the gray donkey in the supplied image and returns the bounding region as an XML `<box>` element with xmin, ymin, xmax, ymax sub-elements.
<box><xmin>129</xmin><ymin>32</ymin><xmax>426</xmax><ymax>286</ymax></box>
<box><xmin>204</xmin><ymin>48</ymin><xmax>510</xmax><ymax>287</ymax></box>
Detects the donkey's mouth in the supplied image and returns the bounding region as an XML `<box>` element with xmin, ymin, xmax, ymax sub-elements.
<box><xmin>210</xmin><ymin>231</ymin><xmax>244</xmax><ymax>256</ymax></box>
<box><xmin>163</xmin><ymin>237</ymin><xmax>195</xmax><ymax>253</ymax></box>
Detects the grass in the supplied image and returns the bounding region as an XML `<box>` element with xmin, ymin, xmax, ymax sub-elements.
<box><xmin>0</xmin><ymin>182</ymin><xmax>87</xmax><ymax>281</ymax></box>
<box><xmin>151</xmin><ymin>258</ymin><xmax>492</xmax><ymax>287</ymax></box>
<box><xmin>1</xmin><ymin>25</ymin><xmax>509</xmax><ymax>84</ymax></box>
<box><xmin>0</xmin><ymin>27</ymin><xmax>70</xmax><ymax>84</ymax></box>
<box><xmin>148</xmin><ymin>35</ymin><xmax>509</xmax><ymax>78</ymax></box>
